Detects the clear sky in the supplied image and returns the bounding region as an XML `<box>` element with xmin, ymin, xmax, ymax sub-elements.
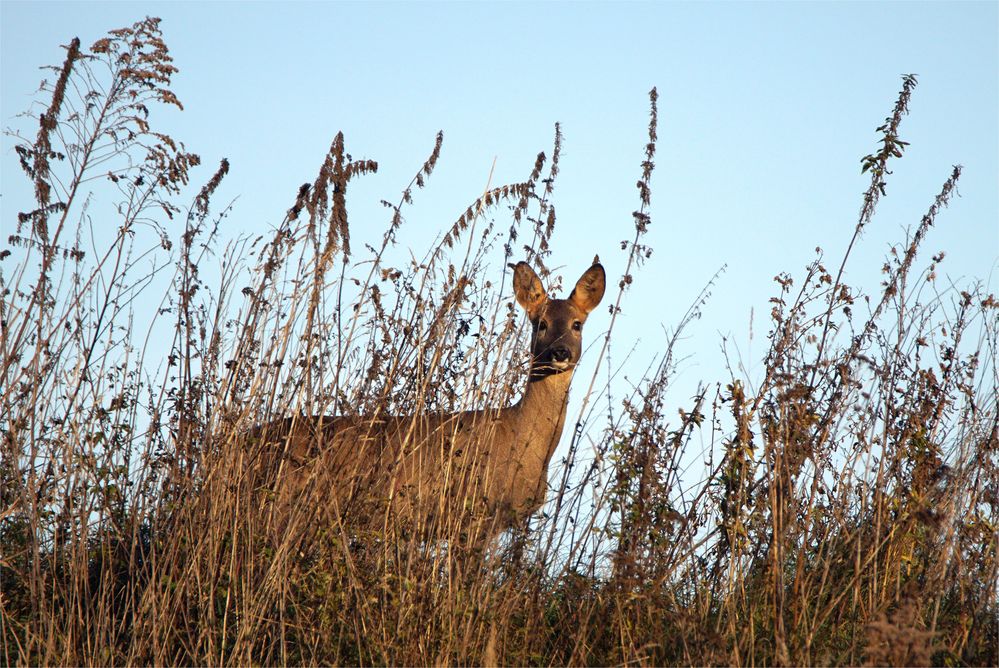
<box><xmin>3</xmin><ymin>2</ymin><xmax>997</xmax><ymax>426</ymax></box>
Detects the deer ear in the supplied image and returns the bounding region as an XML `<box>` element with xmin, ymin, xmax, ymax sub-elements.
<box><xmin>513</xmin><ymin>262</ymin><xmax>547</xmax><ymax>317</ymax></box>
<box><xmin>569</xmin><ymin>263</ymin><xmax>606</xmax><ymax>315</ymax></box>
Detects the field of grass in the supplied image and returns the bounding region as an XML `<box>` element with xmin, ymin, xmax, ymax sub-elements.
<box><xmin>2</xmin><ymin>18</ymin><xmax>996</xmax><ymax>666</ymax></box>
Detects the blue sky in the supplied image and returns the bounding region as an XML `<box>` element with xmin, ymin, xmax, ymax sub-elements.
<box><xmin>3</xmin><ymin>2</ymin><xmax>997</xmax><ymax>420</ymax></box>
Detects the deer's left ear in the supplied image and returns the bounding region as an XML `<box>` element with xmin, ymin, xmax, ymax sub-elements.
<box><xmin>569</xmin><ymin>263</ymin><xmax>606</xmax><ymax>316</ymax></box>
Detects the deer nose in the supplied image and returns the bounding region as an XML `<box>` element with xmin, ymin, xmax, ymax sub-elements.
<box><xmin>551</xmin><ymin>347</ymin><xmax>571</xmax><ymax>363</ymax></box>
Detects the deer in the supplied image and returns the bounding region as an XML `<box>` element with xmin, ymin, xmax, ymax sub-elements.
<box><xmin>250</xmin><ymin>259</ymin><xmax>606</xmax><ymax>542</ymax></box>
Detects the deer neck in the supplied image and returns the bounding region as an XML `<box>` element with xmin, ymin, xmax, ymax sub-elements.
<box><xmin>511</xmin><ymin>369</ymin><xmax>574</xmax><ymax>464</ymax></box>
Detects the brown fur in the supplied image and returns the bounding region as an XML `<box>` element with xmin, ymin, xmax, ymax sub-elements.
<box><xmin>251</xmin><ymin>260</ymin><xmax>606</xmax><ymax>537</ymax></box>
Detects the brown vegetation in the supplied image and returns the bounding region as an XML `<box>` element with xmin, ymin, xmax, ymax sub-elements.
<box><xmin>2</xmin><ymin>19</ymin><xmax>996</xmax><ymax>666</ymax></box>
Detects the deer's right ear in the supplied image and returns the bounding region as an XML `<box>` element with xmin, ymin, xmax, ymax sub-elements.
<box><xmin>513</xmin><ymin>262</ymin><xmax>547</xmax><ymax>318</ymax></box>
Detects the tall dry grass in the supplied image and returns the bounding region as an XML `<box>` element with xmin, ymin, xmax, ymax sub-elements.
<box><xmin>2</xmin><ymin>19</ymin><xmax>996</xmax><ymax>666</ymax></box>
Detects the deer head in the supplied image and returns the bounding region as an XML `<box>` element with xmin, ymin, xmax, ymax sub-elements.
<box><xmin>513</xmin><ymin>260</ymin><xmax>606</xmax><ymax>381</ymax></box>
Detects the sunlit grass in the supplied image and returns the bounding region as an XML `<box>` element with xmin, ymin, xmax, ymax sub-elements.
<box><xmin>2</xmin><ymin>18</ymin><xmax>995</xmax><ymax>666</ymax></box>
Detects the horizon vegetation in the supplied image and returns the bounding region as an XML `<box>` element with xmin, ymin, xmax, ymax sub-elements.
<box><xmin>1</xmin><ymin>17</ymin><xmax>996</xmax><ymax>666</ymax></box>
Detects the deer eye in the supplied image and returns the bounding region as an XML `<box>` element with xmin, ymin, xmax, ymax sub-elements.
<box><xmin>572</xmin><ymin>321</ymin><xmax>582</xmax><ymax>332</ymax></box>
<box><xmin>538</xmin><ymin>320</ymin><xmax>549</xmax><ymax>332</ymax></box>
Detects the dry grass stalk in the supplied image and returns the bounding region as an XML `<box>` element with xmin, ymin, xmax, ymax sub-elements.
<box><xmin>1</xmin><ymin>22</ymin><xmax>995</xmax><ymax>667</ymax></box>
